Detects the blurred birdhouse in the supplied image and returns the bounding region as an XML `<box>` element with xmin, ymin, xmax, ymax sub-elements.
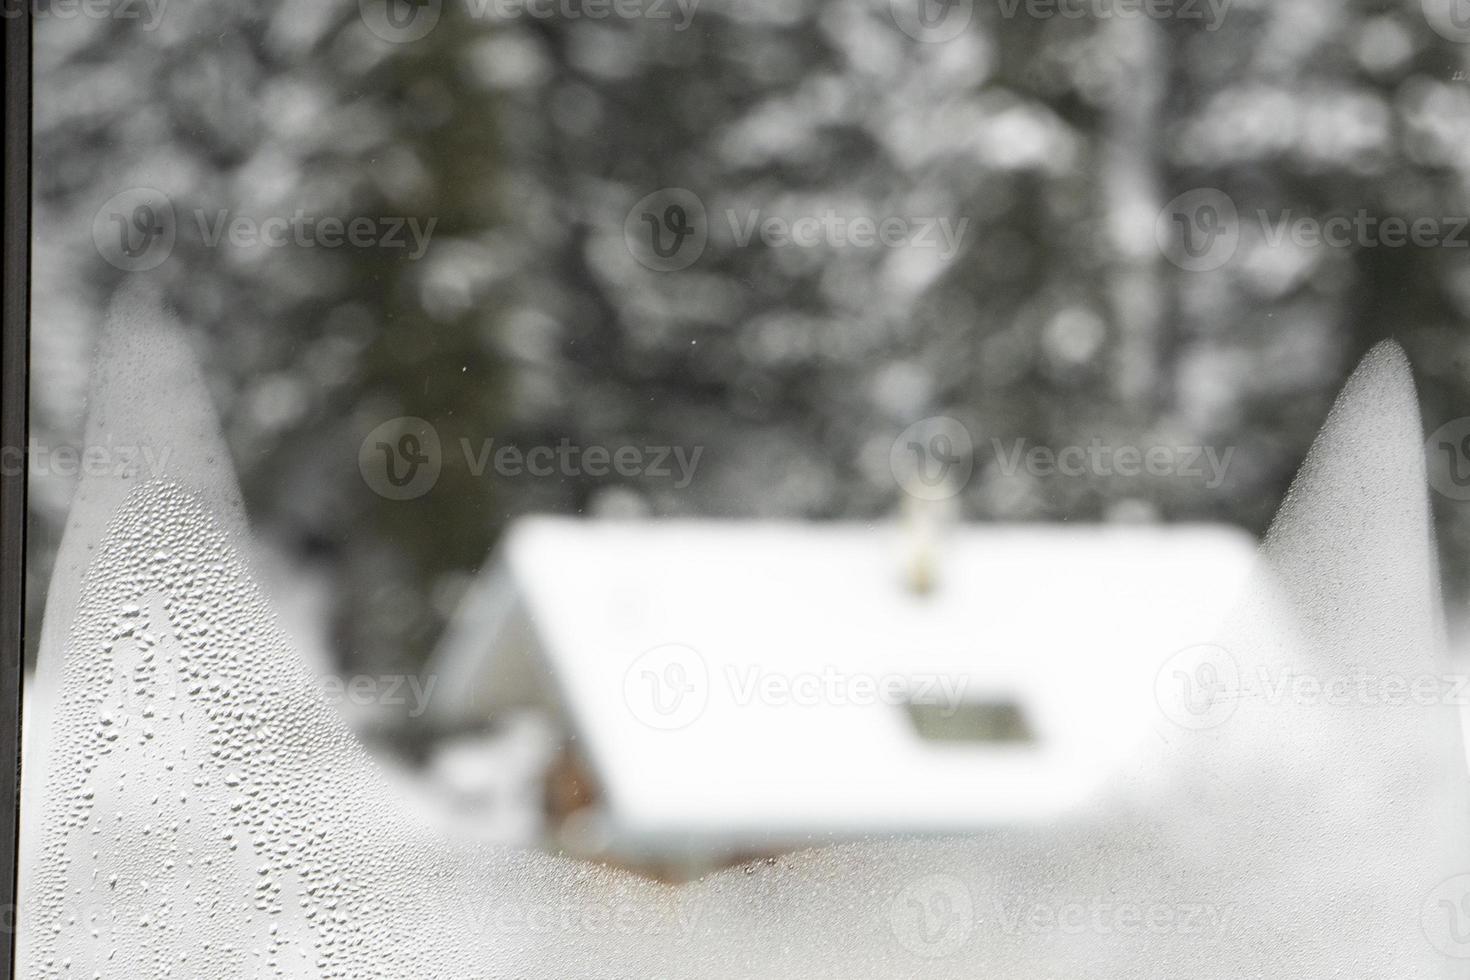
<box><xmin>427</xmin><ymin>517</ymin><xmax>1256</xmax><ymax>880</ymax></box>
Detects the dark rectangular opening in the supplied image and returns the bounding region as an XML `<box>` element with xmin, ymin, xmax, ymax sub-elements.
<box><xmin>903</xmin><ymin>699</ymin><xmax>1037</xmax><ymax>744</ymax></box>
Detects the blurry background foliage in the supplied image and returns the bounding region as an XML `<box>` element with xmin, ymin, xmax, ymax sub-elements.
<box><xmin>26</xmin><ymin>0</ymin><xmax>1470</xmax><ymax>704</ymax></box>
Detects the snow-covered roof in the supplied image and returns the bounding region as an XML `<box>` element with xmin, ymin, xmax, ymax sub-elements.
<box><xmin>430</xmin><ymin>518</ymin><xmax>1258</xmax><ymax>855</ymax></box>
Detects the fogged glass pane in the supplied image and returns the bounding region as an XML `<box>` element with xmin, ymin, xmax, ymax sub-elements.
<box><xmin>20</xmin><ymin>0</ymin><xmax>1470</xmax><ymax>976</ymax></box>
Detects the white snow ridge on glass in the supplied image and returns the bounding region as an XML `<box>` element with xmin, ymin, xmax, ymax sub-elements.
<box><xmin>17</xmin><ymin>286</ymin><xmax>1470</xmax><ymax>978</ymax></box>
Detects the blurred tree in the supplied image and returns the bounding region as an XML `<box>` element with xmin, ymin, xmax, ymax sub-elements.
<box><xmin>30</xmin><ymin>0</ymin><xmax>511</xmax><ymax>675</ymax></box>
<box><xmin>26</xmin><ymin>0</ymin><xmax>1470</xmax><ymax>683</ymax></box>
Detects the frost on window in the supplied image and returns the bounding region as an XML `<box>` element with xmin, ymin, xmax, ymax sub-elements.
<box><xmin>17</xmin><ymin>288</ymin><xmax>1470</xmax><ymax>977</ymax></box>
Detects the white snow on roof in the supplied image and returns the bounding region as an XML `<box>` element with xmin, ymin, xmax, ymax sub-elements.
<box><xmin>434</xmin><ymin>518</ymin><xmax>1259</xmax><ymax>853</ymax></box>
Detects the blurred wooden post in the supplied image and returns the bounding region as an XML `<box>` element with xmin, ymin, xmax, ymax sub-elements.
<box><xmin>1103</xmin><ymin>15</ymin><xmax>1168</xmax><ymax>416</ymax></box>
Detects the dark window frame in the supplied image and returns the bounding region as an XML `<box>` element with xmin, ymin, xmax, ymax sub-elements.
<box><xmin>1</xmin><ymin>5</ymin><xmax>30</xmax><ymax>978</ymax></box>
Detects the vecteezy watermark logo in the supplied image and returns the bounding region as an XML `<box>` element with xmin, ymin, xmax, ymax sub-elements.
<box><xmin>888</xmin><ymin>0</ymin><xmax>974</xmax><ymax>43</ymax></box>
<box><xmin>461</xmin><ymin>438</ymin><xmax>702</xmax><ymax>488</ymax></box>
<box><xmin>1426</xmin><ymin>418</ymin><xmax>1470</xmax><ymax>502</ymax></box>
<box><xmin>624</xmin><ymin>188</ymin><xmax>708</xmax><ymax>272</ymax></box>
<box><xmin>623</xmin><ymin>643</ymin><xmax>709</xmax><ymax>730</ymax></box>
<box><xmin>195</xmin><ymin>210</ymin><xmax>438</xmax><ymax>260</ymax></box>
<box><xmin>1422</xmin><ymin>874</ymin><xmax>1470</xmax><ymax>957</ymax></box>
<box><xmin>1159</xmin><ymin>188</ymin><xmax>1470</xmax><ymax>272</ymax></box>
<box><xmin>1</xmin><ymin>441</ymin><xmax>172</xmax><ymax>479</ymax></box>
<box><xmin>1154</xmin><ymin>643</ymin><xmax>1241</xmax><ymax>730</ymax></box>
<box><xmin>1155</xmin><ymin>188</ymin><xmax>1240</xmax><ymax>273</ymax></box>
<box><xmin>4</xmin><ymin>0</ymin><xmax>169</xmax><ymax>29</ymax></box>
<box><xmin>93</xmin><ymin>188</ymin><xmax>177</xmax><ymax>273</ymax></box>
<box><xmin>359</xmin><ymin>417</ymin><xmax>443</xmax><ymax>501</ymax></box>
<box><xmin>889</xmin><ymin>873</ymin><xmax>974</xmax><ymax>958</ymax></box>
<box><xmin>624</xmin><ymin>189</ymin><xmax>971</xmax><ymax>271</ymax></box>
<box><xmin>627</xmin><ymin>659</ymin><xmax>968</xmax><ymax>728</ymax></box>
<box><xmin>471</xmin><ymin>0</ymin><xmax>699</xmax><ymax>28</ymax></box>
<box><xmin>320</xmin><ymin>673</ymin><xmax>439</xmax><ymax>719</ymax></box>
<box><xmin>1157</xmin><ymin>645</ymin><xmax>1470</xmax><ymax>731</ymax></box>
<box><xmin>360</xmin><ymin>0</ymin><xmax>699</xmax><ymax>39</ymax></box>
<box><xmin>994</xmin><ymin>0</ymin><xmax>1231</xmax><ymax>29</ymax></box>
<box><xmin>989</xmin><ymin>896</ymin><xmax>1236</xmax><ymax>938</ymax></box>
<box><xmin>1423</xmin><ymin>0</ymin><xmax>1470</xmax><ymax>43</ymax></box>
<box><xmin>360</xmin><ymin>0</ymin><xmax>443</xmax><ymax>42</ymax></box>
<box><xmin>470</xmin><ymin>895</ymin><xmax>704</xmax><ymax>939</ymax></box>
<box><xmin>724</xmin><ymin>666</ymin><xmax>968</xmax><ymax>714</ymax></box>
<box><xmin>891</xmin><ymin>421</ymin><xmax>1234</xmax><ymax>499</ymax></box>
<box><xmin>890</xmin><ymin>417</ymin><xmax>975</xmax><ymax>501</ymax></box>
<box><xmin>989</xmin><ymin>896</ymin><xmax>1237</xmax><ymax>937</ymax></box>
<box><xmin>724</xmin><ymin>209</ymin><xmax>969</xmax><ymax>259</ymax></box>
<box><xmin>94</xmin><ymin>189</ymin><xmax>438</xmax><ymax>271</ymax></box>
<box><xmin>992</xmin><ymin>438</ymin><xmax>1234</xmax><ymax>489</ymax></box>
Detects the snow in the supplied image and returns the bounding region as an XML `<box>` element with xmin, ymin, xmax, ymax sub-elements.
<box><xmin>433</xmin><ymin>517</ymin><xmax>1258</xmax><ymax>852</ymax></box>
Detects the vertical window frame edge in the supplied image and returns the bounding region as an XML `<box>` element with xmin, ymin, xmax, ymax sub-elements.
<box><xmin>1</xmin><ymin>6</ymin><xmax>30</xmax><ymax>979</ymax></box>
